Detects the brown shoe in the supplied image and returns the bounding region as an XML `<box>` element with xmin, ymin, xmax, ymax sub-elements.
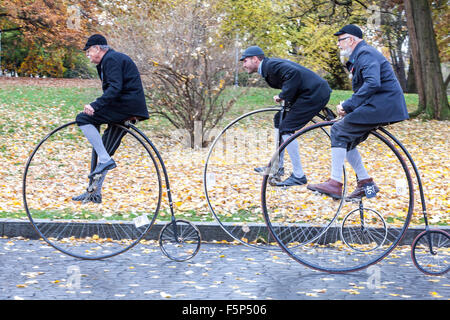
<box><xmin>346</xmin><ymin>178</ymin><xmax>379</xmax><ymax>201</ymax></box>
<box><xmin>307</xmin><ymin>178</ymin><xmax>343</xmax><ymax>199</ymax></box>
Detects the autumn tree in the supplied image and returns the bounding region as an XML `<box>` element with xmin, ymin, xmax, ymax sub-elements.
<box><xmin>104</xmin><ymin>0</ymin><xmax>241</xmax><ymax>148</ymax></box>
<box><xmin>373</xmin><ymin>1</ymin><xmax>409</xmax><ymax>92</ymax></box>
<box><xmin>0</xmin><ymin>29</ymin><xmax>28</xmax><ymax>75</ymax></box>
<box><xmin>286</xmin><ymin>0</ymin><xmax>449</xmax><ymax>119</ymax></box>
<box><xmin>430</xmin><ymin>0</ymin><xmax>449</xmax><ymax>74</ymax></box>
<box><xmin>0</xmin><ymin>0</ymin><xmax>100</xmax><ymax>47</ymax></box>
<box><xmin>1</xmin><ymin>0</ymin><xmax>101</xmax><ymax>77</ymax></box>
<box><xmin>404</xmin><ymin>0</ymin><xmax>449</xmax><ymax>119</ymax></box>
<box><xmin>218</xmin><ymin>0</ymin><xmax>372</xmax><ymax>89</ymax></box>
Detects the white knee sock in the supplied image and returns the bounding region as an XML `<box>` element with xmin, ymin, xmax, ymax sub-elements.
<box><xmin>346</xmin><ymin>148</ymin><xmax>370</xmax><ymax>180</ymax></box>
<box><xmin>79</xmin><ymin>124</ymin><xmax>111</xmax><ymax>163</ymax></box>
<box><xmin>282</xmin><ymin>134</ymin><xmax>304</xmax><ymax>178</ymax></box>
<box><xmin>331</xmin><ymin>147</ymin><xmax>347</xmax><ymax>182</ymax></box>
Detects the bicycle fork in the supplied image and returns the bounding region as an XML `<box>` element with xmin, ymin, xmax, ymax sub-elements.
<box><xmin>358</xmin><ymin>201</ymin><xmax>366</xmax><ymax>233</ymax></box>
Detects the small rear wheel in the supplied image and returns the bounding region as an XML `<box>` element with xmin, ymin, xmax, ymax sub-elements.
<box><xmin>411</xmin><ymin>229</ymin><xmax>449</xmax><ymax>276</ymax></box>
<box><xmin>159</xmin><ymin>219</ymin><xmax>201</xmax><ymax>262</ymax></box>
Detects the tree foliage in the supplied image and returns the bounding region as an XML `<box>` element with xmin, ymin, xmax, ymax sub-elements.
<box><xmin>0</xmin><ymin>0</ymin><xmax>100</xmax><ymax>47</ymax></box>
<box><xmin>429</xmin><ymin>0</ymin><xmax>449</xmax><ymax>63</ymax></box>
<box><xmin>0</xmin><ymin>0</ymin><xmax>100</xmax><ymax>77</ymax></box>
<box><xmin>105</xmin><ymin>0</ymin><xmax>241</xmax><ymax>147</ymax></box>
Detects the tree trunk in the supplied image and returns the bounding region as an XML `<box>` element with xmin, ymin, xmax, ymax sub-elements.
<box><xmin>404</xmin><ymin>0</ymin><xmax>449</xmax><ymax>119</ymax></box>
<box><xmin>406</xmin><ymin>58</ymin><xmax>417</xmax><ymax>93</ymax></box>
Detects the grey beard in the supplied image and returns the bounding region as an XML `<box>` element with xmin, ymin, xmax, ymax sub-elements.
<box><xmin>340</xmin><ymin>48</ymin><xmax>352</xmax><ymax>58</ymax></box>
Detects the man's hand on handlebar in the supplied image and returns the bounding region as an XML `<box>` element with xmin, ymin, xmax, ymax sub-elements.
<box><xmin>83</xmin><ymin>104</ymin><xmax>95</xmax><ymax>116</ymax></box>
<box><xmin>336</xmin><ymin>102</ymin><xmax>347</xmax><ymax>118</ymax></box>
<box><xmin>273</xmin><ymin>95</ymin><xmax>283</xmax><ymax>104</ymax></box>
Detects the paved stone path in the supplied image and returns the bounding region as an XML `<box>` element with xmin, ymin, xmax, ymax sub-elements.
<box><xmin>1</xmin><ymin>237</ymin><xmax>448</xmax><ymax>301</ymax></box>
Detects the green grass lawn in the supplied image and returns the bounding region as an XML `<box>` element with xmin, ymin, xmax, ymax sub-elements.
<box><xmin>0</xmin><ymin>86</ymin><xmax>100</xmax><ymax>117</ymax></box>
<box><xmin>225</xmin><ymin>86</ymin><xmax>421</xmax><ymax>112</ymax></box>
<box><xmin>2</xmin><ymin>81</ymin><xmax>448</xmax><ymax>227</ymax></box>
<box><xmin>0</xmin><ymin>83</ymin><xmax>421</xmax><ymax>126</ymax></box>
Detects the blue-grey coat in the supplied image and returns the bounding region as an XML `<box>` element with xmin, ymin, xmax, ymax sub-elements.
<box><xmin>342</xmin><ymin>41</ymin><xmax>409</xmax><ymax>124</ymax></box>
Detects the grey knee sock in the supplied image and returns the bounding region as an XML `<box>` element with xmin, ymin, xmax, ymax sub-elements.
<box><xmin>346</xmin><ymin>148</ymin><xmax>370</xmax><ymax>180</ymax></box>
<box><xmin>282</xmin><ymin>134</ymin><xmax>304</xmax><ymax>178</ymax></box>
<box><xmin>80</xmin><ymin>124</ymin><xmax>111</xmax><ymax>163</ymax></box>
<box><xmin>331</xmin><ymin>147</ymin><xmax>347</xmax><ymax>182</ymax></box>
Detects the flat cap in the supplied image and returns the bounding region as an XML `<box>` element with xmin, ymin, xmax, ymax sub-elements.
<box><xmin>334</xmin><ymin>24</ymin><xmax>363</xmax><ymax>39</ymax></box>
<box><xmin>239</xmin><ymin>46</ymin><xmax>265</xmax><ymax>61</ymax></box>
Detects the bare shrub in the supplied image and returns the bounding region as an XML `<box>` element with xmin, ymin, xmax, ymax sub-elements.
<box><xmin>106</xmin><ymin>0</ymin><xmax>243</xmax><ymax>147</ymax></box>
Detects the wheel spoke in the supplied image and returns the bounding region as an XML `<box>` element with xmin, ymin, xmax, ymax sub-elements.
<box><xmin>23</xmin><ymin>122</ymin><xmax>162</xmax><ymax>259</ymax></box>
<box><xmin>159</xmin><ymin>220</ymin><xmax>201</xmax><ymax>261</ymax></box>
<box><xmin>412</xmin><ymin>230</ymin><xmax>449</xmax><ymax>275</ymax></box>
<box><xmin>262</xmin><ymin>122</ymin><xmax>414</xmax><ymax>273</ymax></box>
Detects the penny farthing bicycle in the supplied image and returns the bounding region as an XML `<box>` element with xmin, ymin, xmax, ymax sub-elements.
<box><xmin>23</xmin><ymin>118</ymin><xmax>201</xmax><ymax>261</ymax></box>
<box><xmin>261</xmin><ymin>117</ymin><xmax>449</xmax><ymax>275</ymax></box>
<box><xmin>204</xmin><ymin>104</ymin><xmax>339</xmax><ymax>250</ymax></box>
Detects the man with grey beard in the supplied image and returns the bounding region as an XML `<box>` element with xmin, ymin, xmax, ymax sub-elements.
<box><xmin>307</xmin><ymin>24</ymin><xmax>409</xmax><ymax>200</ymax></box>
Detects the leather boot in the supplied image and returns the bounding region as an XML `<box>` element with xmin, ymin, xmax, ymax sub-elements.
<box><xmin>346</xmin><ymin>177</ymin><xmax>379</xmax><ymax>200</ymax></box>
<box><xmin>307</xmin><ymin>178</ymin><xmax>343</xmax><ymax>199</ymax></box>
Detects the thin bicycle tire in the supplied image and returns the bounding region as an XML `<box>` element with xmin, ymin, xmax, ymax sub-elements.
<box><xmin>262</xmin><ymin>121</ymin><xmax>414</xmax><ymax>273</ymax></box>
<box><xmin>411</xmin><ymin>229</ymin><xmax>449</xmax><ymax>276</ymax></box>
<box><xmin>159</xmin><ymin>219</ymin><xmax>202</xmax><ymax>262</ymax></box>
<box><xmin>203</xmin><ymin>107</ymin><xmax>282</xmax><ymax>250</ymax></box>
<box><xmin>23</xmin><ymin>121</ymin><xmax>162</xmax><ymax>260</ymax></box>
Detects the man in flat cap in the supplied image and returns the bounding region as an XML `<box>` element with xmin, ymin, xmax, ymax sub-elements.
<box><xmin>307</xmin><ymin>24</ymin><xmax>409</xmax><ymax>200</ymax></box>
<box><xmin>72</xmin><ymin>34</ymin><xmax>149</xmax><ymax>203</ymax></box>
<box><xmin>241</xmin><ymin>46</ymin><xmax>332</xmax><ymax>187</ymax></box>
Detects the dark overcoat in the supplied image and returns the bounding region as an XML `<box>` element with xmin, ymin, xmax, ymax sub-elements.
<box><xmin>261</xmin><ymin>58</ymin><xmax>331</xmax><ymax>133</ymax></box>
<box><xmin>89</xmin><ymin>49</ymin><xmax>149</xmax><ymax>121</ymax></box>
<box><xmin>342</xmin><ymin>41</ymin><xmax>409</xmax><ymax>124</ymax></box>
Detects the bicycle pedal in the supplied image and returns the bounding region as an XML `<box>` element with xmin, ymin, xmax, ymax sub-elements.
<box><xmin>82</xmin><ymin>195</ymin><xmax>91</xmax><ymax>204</ymax></box>
<box><xmin>345</xmin><ymin>197</ymin><xmax>362</xmax><ymax>203</ymax></box>
<box><xmin>268</xmin><ymin>177</ymin><xmax>282</xmax><ymax>186</ymax></box>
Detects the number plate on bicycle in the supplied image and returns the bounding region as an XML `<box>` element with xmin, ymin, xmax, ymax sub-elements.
<box><xmin>364</xmin><ymin>183</ymin><xmax>378</xmax><ymax>198</ymax></box>
<box><xmin>133</xmin><ymin>214</ymin><xmax>150</xmax><ymax>228</ymax></box>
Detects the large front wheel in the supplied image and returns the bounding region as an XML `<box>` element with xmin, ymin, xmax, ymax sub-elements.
<box><xmin>262</xmin><ymin>121</ymin><xmax>414</xmax><ymax>273</ymax></box>
<box><xmin>23</xmin><ymin>122</ymin><xmax>162</xmax><ymax>260</ymax></box>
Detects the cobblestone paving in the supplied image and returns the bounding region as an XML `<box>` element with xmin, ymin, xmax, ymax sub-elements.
<box><xmin>0</xmin><ymin>237</ymin><xmax>448</xmax><ymax>300</ymax></box>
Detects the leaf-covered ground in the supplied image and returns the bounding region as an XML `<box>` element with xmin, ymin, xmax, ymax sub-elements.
<box><xmin>0</xmin><ymin>78</ymin><xmax>448</xmax><ymax>227</ymax></box>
